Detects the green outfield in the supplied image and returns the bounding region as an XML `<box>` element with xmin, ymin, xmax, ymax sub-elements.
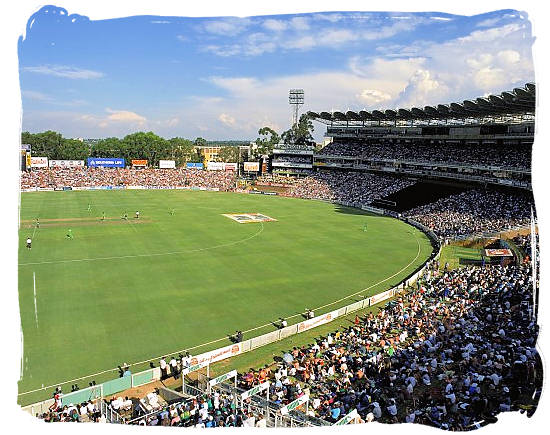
<box><xmin>17</xmin><ymin>190</ymin><xmax>433</xmax><ymax>404</ymax></box>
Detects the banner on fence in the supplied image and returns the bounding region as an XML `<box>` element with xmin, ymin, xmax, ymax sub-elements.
<box><xmin>369</xmin><ymin>289</ymin><xmax>393</xmax><ymax>306</ymax></box>
<box><xmin>31</xmin><ymin>156</ymin><xmax>48</xmax><ymax>168</ymax></box>
<box><xmin>280</xmin><ymin>394</ymin><xmax>309</xmax><ymax>415</ymax></box>
<box><xmin>181</xmin><ymin>360</ymin><xmax>209</xmax><ymax>376</ymax></box>
<box><xmin>297</xmin><ymin>310</ymin><xmax>339</xmax><ymax>334</ymax></box>
<box><xmin>87</xmin><ymin>158</ymin><xmax>125</xmax><ymax>168</ymax></box>
<box><xmin>49</xmin><ymin>160</ymin><xmax>85</xmax><ymax>168</ymax></box>
<box><xmin>186</xmin><ymin>162</ymin><xmax>204</xmax><ymax>169</ymax></box>
<box><xmin>207</xmin><ymin>161</ymin><xmax>225</xmax><ymax>171</ymax></box>
<box><xmin>190</xmin><ymin>342</ymin><xmax>242</xmax><ymax>366</ymax></box>
<box><xmin>159</xmin><ymin>160</ymin><xmax>176</xmax><ymax>169</ymax></box>
<box><xmin>131</xmin><ymin>159</ymin><xmax>148</xmax><ymax>167</ymax></box>
<box><xmin>243</xmin><ymin>161</ymin><xmax>260</xmax><ymax>172</ymax></box>
<box><xmin>485</xmin><ymin>248</ymin><xmax>513</xmax><ymax>257</ymax></box>
<box><xmin>333</xmin><ymin>409</ymin><xmax>359</xmax><ymax>425</ymax></box>
<box><xmin>241</xmin><ymin>381</ymin><xmax>270</xmax><ymax>400</ymax></box>
<box><xmin>209</xmin><ymin>369</ymin><xmax>237</xmax><ymax>387</ymax></box>
<box><xmin>225</xmin><ymin>163</ymin><xmax>237</xmax><ymax>171</ymax></box>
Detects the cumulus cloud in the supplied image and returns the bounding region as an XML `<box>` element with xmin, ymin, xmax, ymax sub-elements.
<box><xmin>394</xmin><ymin>69</ymin><xmax>448</xmax><ymax>107</ymax></box>
<box><xmin>22</xmin><ymin>65</ymin><xmax>104</xmax><ymax>79</ymax></box>
<box><xmin>202</xmin><ymin>17</ymin><xmax>251</xmax><ymax>36</ymax></box>
<box><xmin>218</xmin><ymin>113</ymin><xmax>236</xmax><ymax>127</ymax></box>
<box><xmin>106</xmin><ymin>108</ymin><xmax>146</xmax><ymax>124</ymax></box>
<box><xmin>263</xmin><ymin>19</ymin><xmax>286</xmax><ymax>32</ymax></box>
<box><xmin>357</xmin><ymin>89</ymin><xmax>392</xmax><ymax>105</ymax></box>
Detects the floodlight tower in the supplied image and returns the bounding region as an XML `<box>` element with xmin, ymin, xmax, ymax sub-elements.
<box><xmin>289</xmin><ymin>89</ymin><xmax>304</xmax><ymax>129</ymax></box>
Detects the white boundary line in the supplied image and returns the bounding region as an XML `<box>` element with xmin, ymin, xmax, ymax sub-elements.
<box><xmin>18</xmin><ymin>222</ymin><xmax>265</xmax><ymax>266</ymax></box>
<box><xmin>17</xmin><ymin>226</ymin><xmax>424</xmax><ymax>397</ymax></box>
<box><xmin>33</xmin><ymin>272</ymin><xmax>38</xmax><ymax>328</ymax></box>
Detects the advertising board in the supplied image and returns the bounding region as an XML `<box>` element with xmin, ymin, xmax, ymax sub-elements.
<box><xmin>244</xmin><ymin>161</ymin><xmax>260</xmax><ymax>172</ymax></box>
<box><xmin>159</xmin><ymin>160</ymin><xmax>176</xmax><ymax>169</ymax></box>
<box><xmin>131</xmin><ymin>159</ymin><xmax>148</xmax><ymax>167</ymax></box>
<box><xmin>186</xmin><ymin>162</ymin><xmax>204</xmax><ymax>169</ymax></box>
<box><xmin>190</xmin><ymin>342</ymin><xmax>242</xmax><ymax>366</ymax></box>
<box><xmin>31</xmin><ymin>156</ymin><xmax>48</xmax><ymax>168</ymax></box>
<box><xmin>49</xmin><ymin>160</ymin><xmax>85</xmax><ymax>168</ymax></box>
<box><xmin>87</xmin><ymin>158</ymin><xmax>125</xmax><ymax>168</ymax></box>
<box><xmin>207</xmin><ymin>161</ymin><xmax>225</xmax><ymax>171</ymax></box>
<box><xmin>224</xmin><ymin>162</ymin><xmax>237</xmax><ymax>171</ymax></box>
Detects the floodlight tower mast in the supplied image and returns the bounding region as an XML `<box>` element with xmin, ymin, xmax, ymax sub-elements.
<box><xmin>289</xmin><ymin>89</ymin><xmax>305</xmax><ymax>129</ymax></box>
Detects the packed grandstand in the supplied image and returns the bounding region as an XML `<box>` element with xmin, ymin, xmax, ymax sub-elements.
<box><xmin>21</xmin><ymin>83</ymin><xmax>540</xmax><ymax>429</ymax></box>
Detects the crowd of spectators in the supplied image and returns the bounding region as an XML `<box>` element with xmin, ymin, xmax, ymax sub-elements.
<box><xmin>316</xmin><ymin>142</ymin><xmax>531</xmax><ymax>169</ymax></box>
<box><xmin>286</xmin><ymin>171</ymin><xmax>414</xmax><ymax>206</ymax></box>
<box><xmin>405</xmin><ymin>189</ymin><xmax>534</xmax><ymax>239</ymax></box>
<box><xmin>20</xmin><ymin>168</ymin><xmax>236</xmax><ymax>191</ymax></box>
<box><xmin>238</xmin><ymin>246</ymin><xmax>540</xmax><ymax>429</ymax></box>
<box><xmin>37</xmin><ymin>397</ymin><xmax>104</xmax><ymax>423</ymax></box>
<box><xmin>132</xmin><ymin>391</ymin><xmax>268</xmax><ymax>428</ymax></box>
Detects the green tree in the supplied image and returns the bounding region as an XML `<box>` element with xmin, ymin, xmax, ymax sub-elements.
<box><xmin>281</xmin><ymin>114</ymin><xmax>314</xmax><ymax>145</ymax></box>
<box><xmin>91</xmin><ymin>137</ymin><xmax>123</xmax><ymax>158</ymax></box>
<box><xmin>168</xmin><ymin>137</ymin><xmax>195</xmax><ymax>167</ymax></box>
<box><xmin>57</xmin><ymin>139</ymin><xmax>90</xmax><ymax>160</ymax></box>
<box><xmin>216</xmin><ymin>146</ymin><xmax>239</xmax><ymax>162</ymax></box>
<box><xmin>253</xmin><ymin>127</ymin><xmax>279</xmax><ymax>160</ymax></box>
<box><xmin>194</xmin><ymin>137</ymin><xmax>207</xmax><ymax>147</ymax></box>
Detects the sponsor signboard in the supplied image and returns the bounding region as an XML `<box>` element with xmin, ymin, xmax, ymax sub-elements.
<box><xmin>159</xmin><ymin>160</ymin><xmax>176</xmax><ymax>169</ymax></box>
<box><xmin>87</xmin><ymin>158</ymin><xmax>125</xmax><ymax>168</ymax></box>
<box><xmin>333</xmin><ymin>409</ymin><xmax>359</xmax><ymax>425</ymax></box>
<box><xmin>190</xmin><ymin>342</ymin><xmax>242</xmax><ymax>366</ymax></box>
<box><xmin>241</xmin><ymin>381</ymin><xmax>270</xmax><ymax>400</ymax></box>
<box><xmin>186</xmin><ymin>162</ymin><xmax>204</xmax><ymax>169</ymax></box>
<box><xmin>485</xmin><ymin>248</ymin><xmax>513</xmax><ymax>257</ymax></box>
<box><xmin>369</xmin><ymin>289</ymin><xmax>393</xmax><ymax>306</ymax></box>
<box><xmin>31</xmin><ymin>156</ymin><xmax>49</xmax><ymax>168</ymax></box>
<box><xmin>21</xmin><ymin>144</ymin><xmax>32</xmax><ymax>151</ymax></box>
<box><xmin>207</xmin><ymin>161</ymin><xmax>225</xmax><ymax>171</ymax></box>
<box><xmin>181</xmin><ymin>360</ymin><xmax>209</xmax><ymax>376</ymax></box>
<box><xmin>208</xmin><ymin>369</ymin><xmax>237</xmax><ymax>387</ymax></box>
<box><xmin>244</xmin><ymin>161</ymin><xmax>260</xmax><ymax>172</ymax></box>
<box><xmin>131</xmin><ymin>159</ymin><xmax>148</xmax><ymax>167</ymax></box>
<box><xmin>49</xmin><ymin>160</ymin><xmax>85</xmax><ymax>168</ymax></box>
<box><xmin>297</xmin><ymin>310</ymin><xmax>339</xmax><ymax>334</ymax></box>
<box><xmin>280</xmin><ymin>394</ymin><xmax>309</xmax><ymax>415</ymax></box>
<box><xmin>225</xmin><ymin>162</ymin><xmax>237</xmax><ymax>171</ymax></box>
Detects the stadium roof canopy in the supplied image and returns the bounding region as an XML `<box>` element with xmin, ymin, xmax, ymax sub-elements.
<box><xmin>307</xmin><ymin>83</ymin><xmax>535</xmax><ymax>124</ymax></box>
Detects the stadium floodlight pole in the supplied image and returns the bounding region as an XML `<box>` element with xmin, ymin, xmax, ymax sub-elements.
<box><xmin>289</xmin><ymin>89</ymin><xmax>304</xmax><ymax>130</ymax></box>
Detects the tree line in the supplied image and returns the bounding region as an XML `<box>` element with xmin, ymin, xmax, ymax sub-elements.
<box><xmin>21</xmin><ymin>113</ymin><xmax>315</xmax><ymax>166</ymax></box>
<box><xmin>22</xmin><ymin>131</ymin><xmax>228</xmax><ymax>167</ymax></box>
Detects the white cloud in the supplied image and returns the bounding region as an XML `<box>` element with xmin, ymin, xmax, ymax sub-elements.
<box><xmin>357</xmin><ymin>89</ymin><xmax>392</xmax><ymax>105</ymax></box>
<box><xmin>202</xmin><ymin>17</ymin><xmax>251</xmax><ymax>36</ymax></box>
<box><xmin>394</xmin><ymin>69</ymin><xmax>448</xmax><ymax>107</ymax></box>
<box><xmin>22</xmin><ymin>65</ymin><xmax>104</xmax><ymax>79</ymax></box>
<box><xmin>105</xmin><ymin>108</ymin><xmax>146</xmax><ymax>124</ymax></box>
<box><xmin>203</xmin><ymin>15</ymin><xmax>427</xmax><ymax>57</ymax></box>
<box><xmin>497</xmin><ymin>50</ymin><xmax>521</xmax><ymax>65</ymax></box>
<box><xmin>22</xmin><ymin>90</ymin><xmax>51</xmax><ymax>101</ymax></box>
<box><xmin>290</xmin><ymin>17</ymin><xmax>310</xmax><ymax>31</ymax></box>
<box><xmin>263</xmin><ymin>19</ymin><xmax>286</xmax><ymax>32</ymax></box>
<box><xmin>218</xmin><ymin>113</ymin><xmax>236</xmax><ymax>127</ymax></box>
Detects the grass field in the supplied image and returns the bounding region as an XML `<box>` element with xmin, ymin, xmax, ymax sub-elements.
<box><xmin>17</xmin><ymin>189</ymin><xmax>432</xmax><ymax>404</ymax></box>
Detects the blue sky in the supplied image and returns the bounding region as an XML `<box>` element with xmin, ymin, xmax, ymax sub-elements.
<box><xmin>18</xmin><ymin>6</ymin><xmax>534</xmax><ymax>140</ymax></box>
